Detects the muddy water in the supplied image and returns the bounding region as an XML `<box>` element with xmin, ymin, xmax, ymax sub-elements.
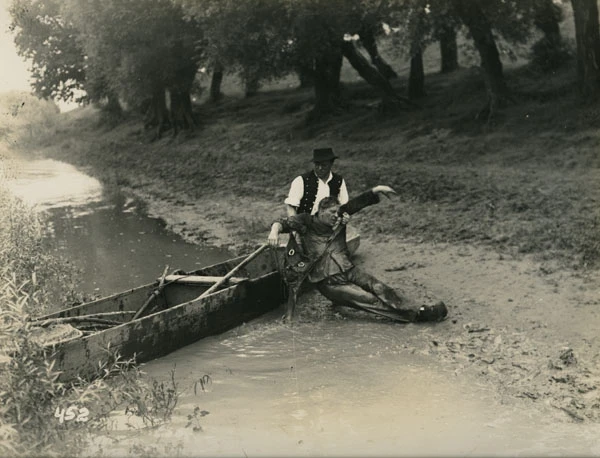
<box><xmin>88</xmin><ymin>310</ymin><xmax>600</xmax><ymax>457</ymax></box>
<box><xmin>7</xmin><ymin>158</ymin><xmax>600</xmax><ymax>456</ymax></box>
<box><xmin>6</xmin><ymin>158</ymin><xmax>231</xmax><ymax>295</ymax></box>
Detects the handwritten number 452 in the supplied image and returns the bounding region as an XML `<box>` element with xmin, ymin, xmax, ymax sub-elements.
<box><xmin>54</xmin><ymin>405</ymin><xmax>89</xmax><ymax>424</ymax></box>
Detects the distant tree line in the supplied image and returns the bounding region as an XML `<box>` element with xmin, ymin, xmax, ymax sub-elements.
<box><xmin>8</xmin><ymin>0</ymin><xmax>600</xmax><ymax>135</ymax></box>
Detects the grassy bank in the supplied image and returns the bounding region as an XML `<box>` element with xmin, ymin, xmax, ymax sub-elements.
<box><xmin>16</xmin><ymin>60</ymin><xmax>600</xmax><ymax>271</ymax></box>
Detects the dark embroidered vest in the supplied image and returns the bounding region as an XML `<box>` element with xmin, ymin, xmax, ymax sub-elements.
<box><xmin>297</xmin><ymin>171</ymin><xmax>343</xmax><ymax>214</ymax></box>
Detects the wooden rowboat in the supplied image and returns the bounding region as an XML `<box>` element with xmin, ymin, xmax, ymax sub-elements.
<box><xmin>31</xmin><ymin>230</ymin><xmax>360</xmax><ymax>383</ymax></box>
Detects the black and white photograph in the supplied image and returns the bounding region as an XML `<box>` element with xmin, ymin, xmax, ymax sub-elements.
<box><xmin>1</xmin><ymin>0</ymin><xmax>600</xmax><ymax>456</ymax></box>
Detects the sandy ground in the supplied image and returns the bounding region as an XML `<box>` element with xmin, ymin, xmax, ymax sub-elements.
<box><xmin>125</xmin><ymin>184</ymin><xmax>600</xmax><ymax>425</ymax></box>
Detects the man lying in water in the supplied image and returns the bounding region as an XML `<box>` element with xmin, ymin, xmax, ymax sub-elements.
<box><xmin>268</xmin><ymin>185</ymin><xmax>448</xmax><ymax>323</ymax></box>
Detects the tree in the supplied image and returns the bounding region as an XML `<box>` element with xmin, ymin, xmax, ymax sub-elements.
<box><xmin>291</xmin><ymin>0</ymin><xmax>415</xmax><ymax>119</ymax></box>
<box><xmin>450</xmin><ymin>0</ymin><xmax>509</xmax><ymax>119</ymax></box>
<box><xmin>405</xmin><ymin>0</ymin><xmax>428</xmax><ymax>99</ymax></box>
<box><xmin>64</xmin><ymin>0</ymin><xmax>202</xmax><ymax>137</ymax></box>
<box><xmin>357</xmin><ymin>7</ymin><xmax>398</xmax><ymax>80</ymax></box>
<box><xmin>529</xmin><ymin>0</ymin><xmax>569</xmax><ymax>71</ymax></box>
<box><xmin>180</xmin><ymin>0</ymin><xmax>293</xmax><ymax>99</ymax></box>
<box><xmin>570</xmin><ymin>0</ymin><xmax>600</xmax><ymax>98</ymax></box>
<box><xmin>9</xmin><ymin>0</ymin><xmax>86</xmax><ymax>103</ymax></box>
<box><xmin>438</xmin><ymin>24</ymin><xmax>459</xmax><ymax>73</ymax></box>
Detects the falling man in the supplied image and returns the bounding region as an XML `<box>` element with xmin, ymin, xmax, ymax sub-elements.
<box><xmin>268</xmin><ymin>185</ymin><xmax>448</xmax><ymax>323</ymax></box>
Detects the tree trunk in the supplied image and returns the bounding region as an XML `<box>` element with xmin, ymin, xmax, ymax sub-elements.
<box><xmin>359</xmin><ymin>26</ymin><xmax>398</xmax><ymax>80</ymax></box>
<box><xmin>98</xmin><ymin>90</ymin><xmax>123</xmax><ymax>121</ymax></box>
<box><xmin>531</xmin><ymin>0</ymin><xmax>565</xmax><ymax>70</ymax></box>
<box><xmin>296</xmin><ymin>58</ymin><xmax>315</xmax><ymax>88</ymax></box>
<box><xmin>164</xmin><ymin>62</ymin><xmax>199</xmax><ymax>138</ymax></box>
<box><xmin>439</xmin><ymin>26</ymin><xmax>459</xmax><ymax>73</ymax></box>
<box><xmin>210</xmin><ymin>61</ymin><xmax>224</xmax><ymax>103</ymax></box>
<box><xmin>245</xmin><ymin>73</ymin><xmax>260</xmax><ymax>97</ymax></box>
<box><xmin>169</xmin><ymin>90</ymin><xmax>196</xmax><ymax>137</ymax></box>
<box><xmin>341</xmin><ymin>40</ymin><xmax>412</xmax><ymax>112</ymax></box>
<box><xmin>309</xmin><ymin>47</ymin><xmax>344</xmax><ymax>121</ymax></box>
<box><xmin>105</xmin><ymin>93</ymin><xmax>122</xmax><ymax>117</ymax></box>
<box><xmin>535</xmin><ymin>0</ymin><xmax>562</xmax><ymax>44</ymax></box>
<box><xmin>408</xmin><ymin>50</ymin><xmax>426</xmax><ymax>99</ymax></box>
<box><xmin>144</xmin><ymin>86</ymin><xmax>170</xmax><ymax>141</ymax></box>
<box><xmin>570</xmin><ymin>0</ymin><xmax>600</xmax><ymax>98</ymax></box>
<box><xmin>452</xmin><ymin>0</ymin><xmax>508</xmax><ymax>119</ymax></box>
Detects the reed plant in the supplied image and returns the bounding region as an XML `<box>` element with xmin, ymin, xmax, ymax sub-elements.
<box><xmin>0</xmin><ymin>186</ymin><xmax>179</xmax><ymax>456</ymax></box>
<box><xmin>0</xmin><ymin>187</ymin><xmax>83</xmax><ymax>315</ymax></box>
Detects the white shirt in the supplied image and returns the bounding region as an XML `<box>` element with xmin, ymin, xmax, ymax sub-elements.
<box><xmin>284</xmin><ymin>172</ymin><xmax>349</xmax><ymax>215</ymax></box>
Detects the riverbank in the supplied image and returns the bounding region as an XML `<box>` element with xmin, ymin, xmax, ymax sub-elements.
<box><xmin>10</xmin><ymin>62</ymin><xmax>600</xmax><ymax>426</ymax></box>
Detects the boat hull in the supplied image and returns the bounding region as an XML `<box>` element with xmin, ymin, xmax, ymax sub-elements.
<box><xmin>35</xmin><ymin>231</ymin><xmax>360</xmax><ymax>382</ymax></box>
<box><xmin>40</xmin><ymin>250</ymin><xmax>284</xmax><ymax>382</ymax></box>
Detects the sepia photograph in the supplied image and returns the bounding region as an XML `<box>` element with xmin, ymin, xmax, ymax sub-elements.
<box><xmin>1</xmin><ymin>0</ymin><xmax>600</xmax><ymax>456</ymax></box>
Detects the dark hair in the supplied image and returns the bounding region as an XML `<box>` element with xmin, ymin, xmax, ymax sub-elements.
<box><xmin>317</xmin><ymin>196</ymin><xmax>339</xmax><ymax>212</ymax></box>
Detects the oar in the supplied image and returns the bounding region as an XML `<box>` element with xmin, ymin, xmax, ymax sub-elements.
<box><xmin>195</xmin><ymin>244</ymin><xmax>268</xmax><ymax>300</ymax></box>
<box><xmin>132</xmin><ymin>265</ymin><xmax>170</xmax><ymax>320</ymax></box>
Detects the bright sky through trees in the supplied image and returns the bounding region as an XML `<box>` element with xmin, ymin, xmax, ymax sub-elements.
<box><xmin>0</xmin><ymin>1</ymin><xmax>31</xmax><ymax>93</ymax></box>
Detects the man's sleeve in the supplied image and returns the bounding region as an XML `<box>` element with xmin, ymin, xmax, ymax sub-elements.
<box><xmin>338</xmin><ymin>190</ymin><xmax>380</xmax><ymax>216</ymax></box>
<box><xmin>284</xmin><ymin>176</ymin><xmax>304</xmax><ymax>207</ymax></box>
<box><xmin>276</xmin><ymin>214</ymin><xmax>309</xmax><ymax>234</ymax></box>
<box><xmin>338</xmin><ymin>179</ymin><xmax>349</xmax><ymax>205</ymax></box>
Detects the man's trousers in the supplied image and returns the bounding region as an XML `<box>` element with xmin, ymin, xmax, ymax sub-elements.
<box><xmin>315</xmin><ymin>267</ymin><xmax>418</xmax><ymax>322</ymax></box>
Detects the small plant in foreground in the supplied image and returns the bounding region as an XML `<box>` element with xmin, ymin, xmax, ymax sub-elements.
<box><xmin>185</xmin><ymin>406</ymin><xmax>210</xmax><ymax>433</ymax></box>
<box><xmin>0</xmin><ymin>275</ymin><xmax>71</xmax><ymax>456</ymax></box>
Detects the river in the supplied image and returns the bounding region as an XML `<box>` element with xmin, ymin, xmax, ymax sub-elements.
<box><xmin>6</xmin><ymin>158</ymin><xmax>231</xmax><ymax>296</ymax></box>
<box><xmin>6</xmin><ymin>158</ymin><xmax>600</xmax><ymax>457</ymax></box>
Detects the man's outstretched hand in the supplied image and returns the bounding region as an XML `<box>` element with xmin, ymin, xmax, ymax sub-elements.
<box><xmin>372</xmin><ymin>185</ymin><xmax>397</xmax><ymax>199</ymax></box>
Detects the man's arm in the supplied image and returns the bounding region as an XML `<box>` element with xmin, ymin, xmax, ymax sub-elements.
<box><xmin>268</xmin><ymin>214</ymin><xmax>309</xmax><ymax>246</ymax></box>
<box><xmin>339</xmin><ymin>185</ymin><xmax>396</xmax><ymax>216</ymax></box>
<box><xmin>284</xmin><ymin>176</ymin><xmax>304</xmax><ymax>216</ymax></box>
<box><xmin>338</xmin><ymin>179</ymin><xmax>349</xmax><ymax>205</ymax></box>
<box><xmin>268</xmin><ymin>222</ymin><xmax>283</xmax><ymax>247</ymax></box>
<box><xmin>286</xmin><ymin>204</ymin><xmax>298</xmax><ymax>217</ymax></box>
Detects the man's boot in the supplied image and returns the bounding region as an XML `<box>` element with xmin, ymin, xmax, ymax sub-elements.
<box><xmin>416</xmin><ymin>301</ymin><xmax>448</xmax><ymax>322</ymax></box>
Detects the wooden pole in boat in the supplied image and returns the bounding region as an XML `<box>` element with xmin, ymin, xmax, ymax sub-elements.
<box><xmin>196</xmin><ymin>244</ymin><xmax>268</xmax><ymax>300</ymax></box>
<box><xmin>31</xmin><ymin>311</ymin><xmax>136</xmax><ymax>326</ymax></box>
<box><xmin>34</xmin><ymin>316</ymin><xmax>123</xmax><ymax>327</ymax></box>
<box><xmin>132</xmin><ymin>265</ymin><xmax>170</xmax><ymax>321</ymax></box>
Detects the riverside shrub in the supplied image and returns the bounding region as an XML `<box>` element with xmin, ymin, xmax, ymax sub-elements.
<box><xmin>0</xmin><ymin>186</ymin><xmax>82</xmax><ymax>315</ymax></box>
<box><xmin>0</xmin><ymin>187</ymin><xmax>180</xmax><ymax>455</ymax></box>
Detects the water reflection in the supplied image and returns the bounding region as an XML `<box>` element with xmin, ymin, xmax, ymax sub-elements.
<box><xmin>7</xmin><ymin>159</ymin><xmax>104</xmax><ymax>211</ymax></box>
<box><xmin>7</xmin><ymin>158</ymin><xmax>231</xmax><ymax>296</ymax></box>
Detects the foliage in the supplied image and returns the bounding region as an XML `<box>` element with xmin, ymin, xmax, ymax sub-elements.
<box><xmin>67</xmin><ymin>351</ymin><xmax>179</xmax><ymax>430</ymax></box>
<box><xmin>0</xmin><ymin>91</ymin><xmax>61</xmax><ymax>152</ymax></box>
<box><xmin>0</xmin><ymin>187</ymin><xmax>81</xmax><ymax>314</ymax></box>
<box><xmin>63</xmin><ymin>0</ymin><xmax>201</xmax><ymax>112</ymax></box>
<box><xmin>0</xmin><ymin>304</ymin><xmax>180</xmax><ymax>455</ymax></box>
<box><xmin>0</xmin><ymin>274</ymin><xmax>73</xmax><ymax>456</ymax></box>
<box><xmin>8</xmin><ymin>0</ymin><xmax>593</xmax><ymax>116</ymax></box>
<box><xmin>9</xmin><ymin>0</ymin><xmax>86</xmax><ymax>103</ymax></box>
<box><xmin>179</xmin><ymin>0</ymin><xmax>294</xmax><ymax>92</ymax></box>
<box><xmin>530</xmin><ymin>36</ymin><xmax>574</xmax><ymax>71</ymax></box>
<box><xmin>0</xmin><ymin>183</ymin><xmax>181</xmax><ymax>453</ymax></box>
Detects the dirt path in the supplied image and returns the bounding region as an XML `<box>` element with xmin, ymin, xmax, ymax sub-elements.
<box><xmin>124</xmin><ymin>185</ymin><xmax>600</xmax><ymax>425</ymax></box>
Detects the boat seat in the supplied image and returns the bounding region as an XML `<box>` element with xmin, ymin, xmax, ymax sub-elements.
<box><xmin>163</xmin><ymin>275</ymin><xmax>249</xmax><ymax>285</ymax></box>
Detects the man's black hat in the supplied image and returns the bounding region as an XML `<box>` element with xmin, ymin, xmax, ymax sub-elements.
<box><xmin>312</xmin><ymin>147</ymin><xmax>338</xmax><ymax>162</ymax></box>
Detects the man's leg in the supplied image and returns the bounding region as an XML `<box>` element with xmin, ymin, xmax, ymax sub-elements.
<box><xmin>318</xmin><ymin>269</ymin><xmax>448</xmax><ymax>322</ymax></box>
<box><xmin>316</xmin><ymin>273</ymin><xmax>418</xmax><ymax>322</ymax></box>
<box><xmin>344</xmin><ymin>267</ymin><xmax>416</xmax><ymax>310</ymax></box>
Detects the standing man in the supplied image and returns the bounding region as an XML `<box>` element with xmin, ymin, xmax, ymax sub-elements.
<box><xmin>285</xmin><ymin>147</ymin><xmax>349</xmax><ymax>216</ymax></box>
